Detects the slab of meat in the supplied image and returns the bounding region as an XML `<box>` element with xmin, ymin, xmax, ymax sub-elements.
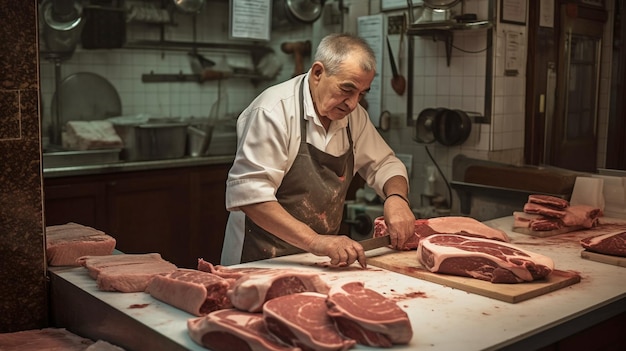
<box><xmin>415</xmin><ymin>216</ymin><xmax>510</xmax><ymax>242</ymax></box>
<box><xmin>581</xmin><ymin>231</ymin><xmax>626</xmax><ymax>257</ymax></box>
<box><xmin>523</xmin><ymin>202</ymin><xmax>567</xmax><ymax>218</ymax></box>
<box><xmin>528</xmin><ymin>194</ymin><xmax>569</xmax><ymax>209</ymax></box>
<box><xmin>78</xmin><ymin>253</ymin><xmax>177</xmax><ymax>292</ymax></box>
<box><xmin>228</xmin><ymin>269</ymin><xmax>330</xmax><ymax>312</ymax></box>
<box><xmin>0</xmin><ymin>328</ymin><xmax>94</xmax><ymax>350</ymax></box>
<box><xmin>561</xmin><ymin>205</ymin><xmax>601</xmax><ymax>228</ymax></box>
<box><xmin>263</xmin><ymin>292</ymin><xmax>356</xmax><ymax>351</ymax></box>
<box><xmin>417</xmin><ymin>234</ymin><xmax>554</xmax><ymax>283</ymax></box>
<box><xmin>46</xmin><ymin>222</ymin><xmax>116</xmax><ymax>266</ymax></box>
<box><xmin>146</xmin><ymin>268</ymin><xmax>232</xmax><ymax>316</ymax></box>
<box><xmin>326</xmin><ymin>282</ymin><xmax>412</xmax><ymax>347</ymax></box>
<box><xmin>197</xmin><ymin>258</ymin><xmax>268</xmax><ymax>280</ymax></box>
<box><xmin>187</xmin><ymin>309</ymin><xmax>298</xmax><ymax>351</ymax></box>
<box><xmin>513</xmin><ymin>212</ymin><xmax>563</xmax><ymax>231</ymax></box>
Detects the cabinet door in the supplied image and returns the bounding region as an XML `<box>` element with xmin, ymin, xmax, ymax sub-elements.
<box><xmin>44</xmin><ymin>180</ymin><xmax>107</xmax><ymax>231</ymax></box>
<box><xmin>189</xmin><ymin>164</ymin><xmax>230</xmax><ymax>266</ymax></box>
<box><xmin>106</xmin><ymin>171</ymin><xmax>191</xmax><ymax>267</ymax></box>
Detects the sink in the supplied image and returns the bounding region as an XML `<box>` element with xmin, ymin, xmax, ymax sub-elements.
<box><xmin>43</xmin><ymin>148</ymin><xmax>121</xmax><ymax>168</ymax></box>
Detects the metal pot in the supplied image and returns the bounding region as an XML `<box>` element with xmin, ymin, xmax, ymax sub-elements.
<box><xmin>433</xmin><ymin>108</ymin><xmax>472</xmax><ymax>146</ymax></box>
<box><xmin>272</xmin><ymin>0</ymin><xmax>325</xmax><ymax>28</ymax></box>
<box><xmin>173</xmin><ymin>0</ymin><xmax>205</xmax><ymax>13</ymax></box>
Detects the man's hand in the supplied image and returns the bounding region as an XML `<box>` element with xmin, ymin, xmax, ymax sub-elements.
<box><xmin>308</xmin><ymin>235</ymin><xmax>367</xmax><ymax>268</ymax></box>
<box><xmin>383</xmin><ymin>195</ymin><xmax>415</xmax><ymax>250</ymax></box>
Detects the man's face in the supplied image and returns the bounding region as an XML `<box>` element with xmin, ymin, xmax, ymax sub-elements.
<box><xmin>310</xmin><ymin>60</ymin><xmax>375</xmax><ymax>122</ymax></box>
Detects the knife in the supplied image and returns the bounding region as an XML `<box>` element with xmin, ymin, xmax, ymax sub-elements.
<box><xmin>359</xmin><ymin>235</ymin><xmax>392</xmax><ymax>251</ymax></box>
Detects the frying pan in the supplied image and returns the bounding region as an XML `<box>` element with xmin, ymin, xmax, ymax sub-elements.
<box><xmin>433</xmin><ymin>109</ymin><xmax>472</xmax><ymax>146</ymax></box>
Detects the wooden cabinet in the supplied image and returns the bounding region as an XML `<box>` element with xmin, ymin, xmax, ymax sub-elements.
<box><xmin>44</xmin><ymin>163</ymin><xmax>231</xmax><ymax>268</ymax></box>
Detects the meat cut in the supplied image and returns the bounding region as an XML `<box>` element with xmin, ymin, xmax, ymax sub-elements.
<box><xmin>146</xmin><ymin>268</ymin><xmax>232</xmax><ymax>316</ymax></box>
<box><xmin>326</xmin><ymin>282</ymin><xmax>412</xmax><ymax>347</ymax></box>
<box><xmin>418</xmin><ymin>234</ymin><xmax>554</xmax><ymax>283</ymax></box>
<box><xmin>373</xmin><ymin>216</ymin><xmax>509</xmax><ymax>251</ymax></box>
<box><xmin>46</xmin><ymin>222</ymin><xmax>116</xmax><ymax>266</ymax></box>
<box><xmin>228</xmin><ymin>269</ymin><xmax>330</xmax><ymax>312</ymax></box>
<box><xmin>581</xmin><ymin>231</ymin><xmax>626</xmax><ymax>257</ymax></box>
<box><xmin>78</xmin><ymin>253</ymin><xmax>177</xmax><ymax>292</ymax></box>
<box><xmin>514</xmin><ymin>194</ymin><xmax>601</xmax><ymax>231</ymax></box>
<box><xmin>263</xmin><ymin>292</ymin><xmax>356</xmax><ymax>351</ymax></box>
<box><xmin>197</xmin><ymin>258</ymin><xmax>268</xmax><ymax>280</ymax></box>
<box><xmin>0</xmin><ymin>328</ymin><xmax>94</xmax><ymax>351</ymax></box>
<box><xmin>188</xmin><ymin>309</ymin><xmax>298</xmax><ymax>351</ymax></box>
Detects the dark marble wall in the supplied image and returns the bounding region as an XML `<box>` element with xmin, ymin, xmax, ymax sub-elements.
<box><xmin>0</xmin><ymin>0</ymin><xmax>49</xmax><ymax>332</ymax></box>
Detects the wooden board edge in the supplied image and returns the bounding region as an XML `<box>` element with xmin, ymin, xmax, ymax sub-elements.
<box><xmin>580</xmin><ymin>250</ymin><xmax>626</xmax><ymax>268</ymax></box>
<box><xmin>512</xmin><ymin>226</ymin><xmax>585</xmax><ymax>237</ymax></box>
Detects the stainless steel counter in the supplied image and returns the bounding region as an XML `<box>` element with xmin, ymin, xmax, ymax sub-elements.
<box><xmin>43</xmin><ymin>155</ymin><xmax>235</xmax><ymax>178</ymax></box>
<box><xmin>49</xmin><ymin>216</ymin><xmax>626</xmax><ymax>351</ymax></box>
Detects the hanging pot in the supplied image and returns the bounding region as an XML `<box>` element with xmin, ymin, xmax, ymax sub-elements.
<box><xmin>272</xmin><ymin>0</ymin><xmax>325</xmax><ymax>29</ymax></box>
<box><xmin>433</xmin><ymin>108</ymin><xmax>472</xmax><ymax>146</ymax></box>
<box><xmin>173</xmin><ymin>0</ymin><xmax>205</xmax><ymax>14</ymax></box>
<box><xmin>414</xmin><ymin>108</ymin><xmax>442</xmax><ymax>144</ymax></box>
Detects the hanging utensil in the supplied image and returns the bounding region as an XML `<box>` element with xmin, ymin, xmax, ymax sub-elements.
<box><xmin>386</xmin><ymin>37</ymin><xmax>406</xmax><ymax>96</ymax></box>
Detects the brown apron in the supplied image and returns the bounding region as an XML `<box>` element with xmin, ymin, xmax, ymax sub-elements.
<box><xmin>241</xmin><ymin>77</ymin><xmax>355</xmax><ymax>263</ymax></box>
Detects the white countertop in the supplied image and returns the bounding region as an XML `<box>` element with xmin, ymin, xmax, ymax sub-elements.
<box><xmin>49</xmin><ymin>216</ymin><xmax>626</xmax><ymax>351</ymax></box>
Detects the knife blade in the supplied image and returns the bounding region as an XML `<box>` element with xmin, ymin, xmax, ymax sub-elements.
<box><xmin>359</xmin><ymin>235</ymin><xmax>392</xmax><ymax>251</ymax></box>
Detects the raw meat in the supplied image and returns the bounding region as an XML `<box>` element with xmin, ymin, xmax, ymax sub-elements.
<box><xmin>78</xmin><ymin>253</ymin><xmax>177</xmax><ymax>292</ymax></box>
<box><xmin>187</xmin><ymin>309</ymin><xmax>299</xmax><ymax>351</ymax></box>
<box><xmin>513</xmin><ymin>212</ymin><xmax>563</xmax><ymax>231</ymax></box>
<box><xmin>46</xmin><ymin>222</ymin><xmax>116</xmax><ymax>266</ymax></box>
<box><xmin>414</xmin><ymin>216</ymin><xmax>510</xmax><ymax>242</ymax></box>
<box><xmin>146</xmin><ymin>268</ymin><xmax>232</xmax><ymax>316</ymax></box>
<box><xmin>326</xmin><ymin>282</ymin><xmax>412</xmax><ymax>347</ymax></box>
<box><xmin>197</xmin><ymin>258</ymin><xmax>268</xmax><ymax>280</ymax></box>
<box><xmin>263</xmin><ymin>292</ymin><xmax>356</xmax><ymax>351</ymax></box>
<box><xmin>581</xmin><ymin>231</ymin><xmax>626</xmax><ymax>257</ymax></box>
<box><xmin>228</xmin><ymin>269</ymin><xmax>330</xmax><ymax>312</ymax></box>
<box><xmin>0</xmin><ymin>328</ymin><xmax>94</xmax><ymax>350</ymax></box>
<box><xmin>528</xmin><ymin>194</ymin><xmax>569</xmax><ymax>209</ymax></box>
<box><xmin>62</xmin><ymin>120</ymin><xmax>124</xmax><ymax>150</ymax></box>
<box><xmin>418</xmin><ymin>234</ymin><xmax>554</xmax><ymax>283</ymax></box>
<box><xmin>523</xmin><ymin>202</ymin><xmax>566</xmax><ymax>218</ymax></box>
<box><xmin>562</xmin><ymin>205</ymin><xmax>601</xmax><ymax>228</ymax></box>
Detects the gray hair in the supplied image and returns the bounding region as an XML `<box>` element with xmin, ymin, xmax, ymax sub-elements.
<box><xmin>313</xmin><ymin>33</ymin><xmax>376</xmax><ymax>76</ymax></box>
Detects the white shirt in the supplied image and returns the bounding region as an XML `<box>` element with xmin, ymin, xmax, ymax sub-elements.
<box><xmin>220</xmin><ymin>72</ymin><xmax>408</xmax><ymax>265</ymax></box>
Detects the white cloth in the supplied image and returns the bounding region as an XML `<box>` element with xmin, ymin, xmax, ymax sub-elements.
<box><xmin>220</xmin><ymin>72</ymin><xmax>408</xmax><ymax>265</ymax></box>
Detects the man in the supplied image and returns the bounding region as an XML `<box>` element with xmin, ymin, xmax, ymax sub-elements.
<box><xmin>221</xmin><ymin>33</ymin><xmax>414</xmax><ymax>267</ymax></box>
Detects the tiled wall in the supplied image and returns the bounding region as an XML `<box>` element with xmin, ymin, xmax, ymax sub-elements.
<box><xmin>0</xmin><ymin>0</ymin><xmax>48</xmax><ymax>332</ymax></box>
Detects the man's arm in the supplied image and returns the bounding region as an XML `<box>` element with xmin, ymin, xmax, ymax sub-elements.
<box><xmin>241</xmin><ymin>201</ymin><xmax>367</xmax><ymax>268</ymax></box>
<box><xmin>382</xmin><ymin>175</ymin><xmax>416</xmax><ymax>249</ymax></box>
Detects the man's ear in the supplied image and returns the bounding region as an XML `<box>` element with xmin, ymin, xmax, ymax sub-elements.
<box><xmin>311</xmin><ymin>62</ymin><xmax>324</xmax><ymax>79</ymax></box>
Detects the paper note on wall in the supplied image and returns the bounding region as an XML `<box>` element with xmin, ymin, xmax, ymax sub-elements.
<box><xmin>358</xmin><ymin>14</ymin><xmax>383</xmax><ymax>127</ymax></box>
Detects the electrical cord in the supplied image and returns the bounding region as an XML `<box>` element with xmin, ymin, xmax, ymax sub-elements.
<box><xmin>424</xmin><ymin>145</ymin><xmax>453</xmax><ymax>211</ymax></box>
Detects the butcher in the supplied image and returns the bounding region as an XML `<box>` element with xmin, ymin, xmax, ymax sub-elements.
<box><xmin>221</xmin><ymin>33</ymin><xmax>415</xmax><ymax>267</ymax></box>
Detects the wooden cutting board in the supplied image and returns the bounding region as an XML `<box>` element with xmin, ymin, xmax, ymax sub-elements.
<box><xmin>368</xmin><ymin>251</ymin><xmax>580</xmax><ymax>304</ymax></box>
<box><xmin>581</xmin><ymin>250</ymin><xmax>626</xmax><ymax>267</ymax></box>
<box><xmin>512</xmin><ymin>225</ymin><xmax>586</xmax><ymax>237</ymax></box>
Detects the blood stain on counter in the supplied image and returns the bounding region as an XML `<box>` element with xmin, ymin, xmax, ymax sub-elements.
<box><xmin>129</xmin><ymin>304</ymin><xmax>150</xmax><ymax>309</ymax></box>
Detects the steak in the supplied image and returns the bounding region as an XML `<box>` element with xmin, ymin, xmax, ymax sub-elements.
<box><xmin>523</xmin><ymin>202</ymin><xmax>567</xmax><ymax>218</ymax></box>
<box><xmin>513</xmin><ymin>211</ymin><xmax>563</xmax><ymax>231</ymax></box>
<box><xmin>263</xmin><ymin>292</ymin><xmax>356</xmax><ymax>351</ymax></box>
<box><xmin>561</xmin><ymin>205</ymin><xmax>601</xmax><ymax>228</ymax></box>
<box><xmin>326</xmin><ymin>282</ymin><xmax>412</xmax><ymax>347</ymax></box>
<box><xmin>528</xmin><ymin>194</ymin><xmax>569</xmax><ymax>209</ymax></box>
<box><xmin>197</xmin><ymin>258</ymin><xmax>268</xmax><ymax>280</ymax></box>
<box><xmin>414</xmin><ymin>216</ymin><xmax>510</xmax><ymax>242</ymax></box>
<box><xmin>78</xmin><ymin>253</ymin><xmax>177</xmax><ymax>292</ymax></box>
<box><xmin>228</xmin><ymin>269</ymin><xmax>330</xmax><ymax>312</ymax></box>
<box><xmin>46</xmin><ymin>222</ymin><xmax>116</xmax><ymax>266</ymax></box>
<box><xmin>417</xmin><ymin>234</ymin><xmax>554</xmax><ymax>283</ymax></box>
<box><xmin>187</xmin><ymin>309</ymin><xmax>298</xmax><ymax>351</ymax></box>
<box><xmin>581</xmin><ymin>231</ymin><xmax>626</xmax><ymax>257</ymax></box>
<box><xmin>146</xmin><ymin>268</ymin><xmax>232</xmax><ymax>316</ymax></box>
